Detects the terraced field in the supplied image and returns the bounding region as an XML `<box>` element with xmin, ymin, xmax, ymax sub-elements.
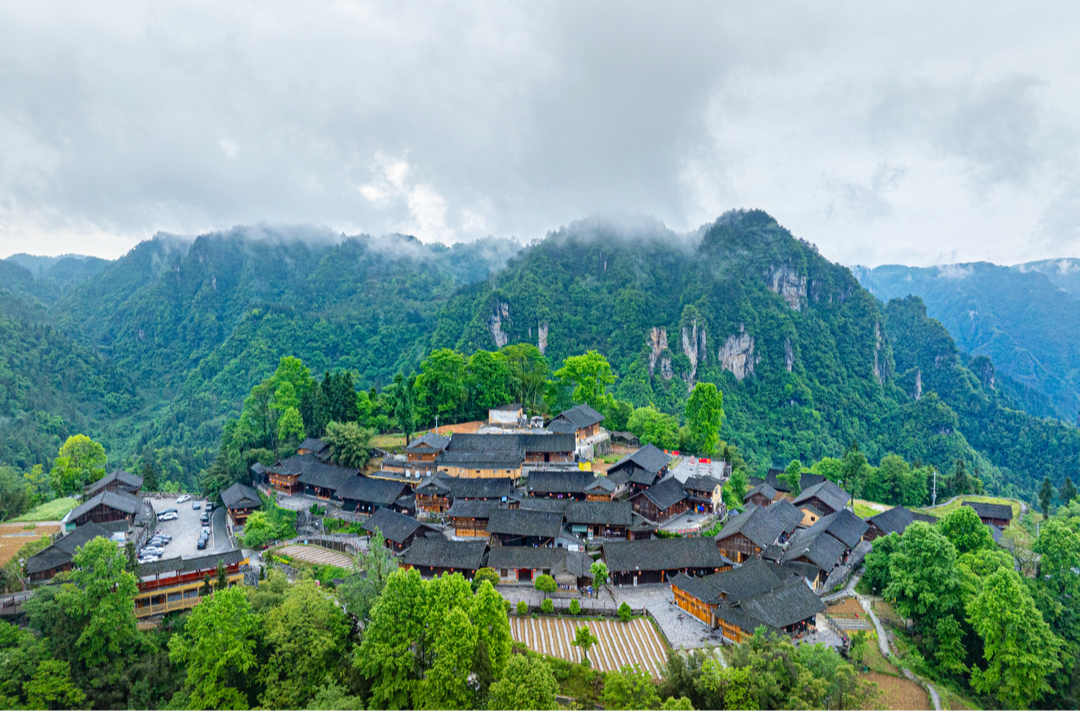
<box><xmin>275</xmin><ymin>544</ymin><xmax>357</xmax><ymax>570</ymax></box>
<box><xmin>510</xmin><ymin>616</ymin><xmax>667</xmax><ymax>677</ymax></box>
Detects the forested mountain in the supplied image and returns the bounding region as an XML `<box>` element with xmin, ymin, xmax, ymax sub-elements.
<box><xmin>3</xmin><ymin>212</ymin><xmax>1078</xmax><ymax>497</ymax></box>
<box><xmin>853</xmin><ymin>261</ymin><xmax>1080</xmax><ymax>422</ymax></box>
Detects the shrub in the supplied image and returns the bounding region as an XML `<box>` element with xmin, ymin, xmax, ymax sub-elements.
<box><xmin>541</xmin><ymin>599</ymin><xmax>554</xmax><ymax>614</ymax></box>
<box><xmin>618</xmin><ymin>601</ymin><xmax>632</xmax><ymax>622</ymax></box>
<box><xmin>517</xmin><ymin>600</ymin><xmax>528</xmax><ymax>615</ymax></box>
<box><xmin>570</xmin><ymin>598</ymin><xmax>581</xmax><ymax>615</ymax></box>
<box><xmin>534</xmin><ymin>574</ymin><xmax>557</xmax><ymax>593</ymax></box>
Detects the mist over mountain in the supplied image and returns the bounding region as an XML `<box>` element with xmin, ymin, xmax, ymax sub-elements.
<box><xmin>2</xmin><ymin>212</ymin><xmax>1078</xmax><ymax>499</ymax></box>
<box><xmin>854</xmin><ymin>261</ymin><xmax>1080</xmax><ymax>421</ymax></box>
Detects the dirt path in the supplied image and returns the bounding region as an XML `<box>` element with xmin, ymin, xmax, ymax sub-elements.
<box><xmin>856</xmin><ymin>592</ymin><xmax>940</xmax><ymax>711</ymax></box>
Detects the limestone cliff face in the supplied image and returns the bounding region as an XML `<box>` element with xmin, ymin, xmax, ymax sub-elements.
<box><xmin>488</xmin><ymin>301</ymin><xmax>510</xmax><ymax>348</ymax></box>
<box><xmin>766</xmin><ymin>265</ymin><xmax>807</xmax><ymax>310</ymax></box>
<box><xmin>784</xmin><ymin>338</ymin><xmax>794</xmax><ymax>372</ymax></box>
<box><xmin>720</xmin><ymin>326</ymin><xmax>758</xmax><ymax>380</ymax></box>
<box><xmin>538</xmin><ymin>320</ymin><xmax>548</xmax><ymax>355</ymax></box>
<box><xmin>646</xmin><ymin>327</ymin><xmax>674</xmax><ymax>379</ymax></box>
<box><xmin>681</xmin><ymin>318</ymin><xmax>707</xmax><ymax>384</ymax></box>
<box><xmin>914</xmin><ymin>368</ymin><xmax>922</xmax><ymax>400</ymax></box>
<box><xmin>873</xmin><ymin>322</ymin><xmax>884</xmax><ymax>383</ymax></box>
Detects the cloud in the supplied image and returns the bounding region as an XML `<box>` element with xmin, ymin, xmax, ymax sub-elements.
<box><xmin>0</xmin><ymin>1</ymin><xmax>1079</xmax><ymax>266</ymax></box>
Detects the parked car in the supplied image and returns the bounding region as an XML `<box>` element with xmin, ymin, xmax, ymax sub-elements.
<box><xmin>200</xmin><ymin>515</ymin><xmax>210</xmax><ymax>526</ymax></box>
<box><xmin>197</xmin><ymin>539</ymin><xmax>207</xmax><ymax>550</ymax></box>
<box><xmin>158</xmin><ymin>512</ymin><xmax>177</xmax><ymax>522</ymax></box>
<box><xmin>161</xmin><ymin>508</ymin><xmax>177</xmax><ymax>514</ymax></box>
<box><xmin>176</xmin><ymin>494</ymin><xmax>192</xmax><ymax>504</ymax></box>
<box><xmin>192</xmin><ymin>501</ymin><xmax>201</xmax><ymax>510</ymax></box>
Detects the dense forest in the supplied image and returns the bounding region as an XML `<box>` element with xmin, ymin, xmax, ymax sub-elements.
<box><xmin>1</xmin><ymin>211</ymin><xmax>1079</xmax><ymax>500</ymax></box>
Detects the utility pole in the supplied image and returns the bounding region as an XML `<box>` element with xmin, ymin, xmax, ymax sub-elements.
<box><xmin>932</xmin><ymin>468</ymin><xmax>937</xmax><ymax>506</ymax></box>
<box><xmin>435</xmin><ymin>414</ymin><xmax>439</xmax><ymax>436</ymax></box>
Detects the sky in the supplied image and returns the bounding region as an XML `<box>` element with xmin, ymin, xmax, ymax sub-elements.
<box><xmin>1</xmin><ymin>1</ymin><xmax>1078</xmax><ymax>267</ymax></box>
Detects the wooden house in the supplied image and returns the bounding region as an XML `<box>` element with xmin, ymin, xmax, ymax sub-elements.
<box><xmin>606</xmin><ymin>444</ymin><xmax>672</xmax><ymax>494</ymax></box>
<box><xmin>404</xmin><ymin>432</ymin><xmax>450</xmax><ymax>477</ymax></box>
<box><xmin>62</xmin><ymin>490</ymin><xmax>143</xmax><ymax>531</ymax></box>
<box><xmin>487</xmin><ymin>509</ymin><xmax>564</xmax><ymax>547</ymax></box>
<box><xmin>220</xmin><ymin>482</ymin><xmax>262</xmax><ymax>526</ymax></box>
<box><xmin>402</xmin><ymin>538</ymin><xmax>489</xmax><ymax>578</ymax></box>
<box><xmin>743</xmin><ymin>482</ymin><xmax>778</xmax><ymax>508</ymax></box>
<box><xmin>447</xmin><ymin>499</ymin><xmax>500</xmax><ymax>538</ymax></box>
<box><xmin>25</xmin><ymin>522</ymin><xmax>113</xmax><ymax>583</ymax></box>
<box><xmin>437</xmin><ymin>450</ymin><xmax>524</xmax><ymax>479</ymax></box>
<box><xmin>780</xmin><ymin>527</ymin><xmax>849</xmax><ymax>589</ymax></box>
<box><xmin>362</xmin><ymin>508</ymin><xmax>441</xmax><ymax>553</ymax></box>
<box><xmin>336</xmin><ymin>476</ymin><xmax>410</xmax><ymax>515</ymax></box>
<box><xmin>564</xmin><ymin>500</ymin><xmax>633</xmax><ymax>540</ymax></box>
<box><xmin>862</xmin><ymin>506</ymin><xmax>937</xmax><ymax>541</ymax></box>
<box><xmin>714</xmin><ymin>500</ymin><xmax>801</xmax><ymax>562</ymax></box>
<box><xmin>486</xmin><ymin>546</ymin><xmax>564</xmax><ymax>584</ymax></box>
<box><xmin>415</xmin><ymin>476</ymin><xmax>452</xmax><ymax>513</ymax></box>
<box><xmin>520</xmin><ymin>434</ymin><xmax>576</xmax><ymax>465</ymax></box>
<box><xmin>963</xmin><ymin>501</ymin><xmax>1013</xmax><ymax>528</ymax></box>
<box><xmin>683</xmin><ymin>475</ymin><xmax>723</xmax><ymax>514</ymax></box>
<box><xmin>298</xmin><ymin>461</ymin><xmax>357</xmax><ymax>501</ymax></box>
<box><xmin>296</xmin><ymin>438</ymin><xmax>330</xmax><ymax>459</ymax></box>
<box><xmin>792</xmin><ymin>480</ymin><xmax>850</xmax><ymax>526</ymax></box>
<box><xmin>134</xmin><ymin>550</ymin><xmax>248</xmax><ymax>618</ymax></box>
<box><xmin>601</xmin><ymin>538</ymin><xmax>732</xmax><ymax>586</ymax></box>
<box><xmin>547</xmin><ymin>404</ymin><xmax>604</xmax><ymax>442</ymax></box>
<box><xmin>584</xmin><ymin>476</ymin><xmax>616</xmax><ymax>501</ymax></box>
<box><xmin>526</xmin><ymin>469</ymin><xmax>597</xmax><ymax>500</ymax></box>
<box><xmin>630</xmin><ymin>477</ymin><xmax>690</xmax><ymax>523</ymax></box>
<box><xmin>85</xmin><ymin>470</ymin><xmax>143</xmax><ymax>498</ymax></box>
<box><xmin>749</xmin><ymin>469</ymin><xmax>826</xmax><ymax>495</ymax></box>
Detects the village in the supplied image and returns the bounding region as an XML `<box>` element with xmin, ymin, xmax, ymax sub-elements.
<box><xmin>8</xmin><ymin>399</ymin><xmax>1018</xmax><ymax>697</ymax></box>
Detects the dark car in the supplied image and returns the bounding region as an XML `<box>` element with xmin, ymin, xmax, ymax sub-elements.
<box><xmin>200</xmin><ymin>514</ymin><xmax>210</xmax><ymax>525</ymax></box>
<box><xmin>197</xmin><ymin>538</ymin><xmax>207</xmax><ymax>550</ymax></box>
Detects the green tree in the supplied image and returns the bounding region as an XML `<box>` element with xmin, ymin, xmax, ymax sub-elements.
<box><xmin>862</xmin><ymin>533</ymin><xmax>900</xmax><ymax>595</ymax></box>
<box><xmin>276</xmin><ymin>407</ymin><xmax>306</xmax><ymax>447</ymax></box>
<box><xmin>473</xmin><ymin>567</ymin><xmax>501</xmax><ymax>590</ymax></box>
<box><xmin>415</xmin><ymin>605</ymin><xmax>478</xmax><ymax>709</ymax></box>
<box><xmin>22</xmin><ymin>464</ymin><xmax>52</xmax><ymax>506</ymax></box>
<box><xmin>840</xmin><ymin>442</ymin><xmax>868</xmax><ymax>504</ymax></box>
<box><xmin>967</xmin><ymin>568</ymin><xmax>1063</xmax><ymax>709</ymax></box>
<box><xmin>884</xmin><ymin>522</ymin><xmax>962</xmax><ymax>633</ymax></box>
<box><xmin>534</xmin><ymin>574</ymin><xmax>557</xmax><ymax>594</ymax></box>
<box><xmin>951</xmin><ymin>459</ymin><xmax>969</xmax><ymax>496</ymax></box>
<box><xmin>781</xmin><ymin>459</ymin><xmax>803</xmax><ymax>496</ymax></box>
<box><xmin>305</xmin><ymin>682</ymin><xmax>365</xmax><ymax>711</ymax></box>
<box><xmin>602</xmin><ymin>663</ymin><xmax>661</xmax><ymax>710</ymax></box>
<box><xmin>1033</xmin><ymin>518</ymin><xmax>1080</xmax><ymax>599</ymax></box>
<box><xmin>488</xmin><ymin>654</ymin><xmax>560</xmax><ymax>710</ymax></box>
<box><xmin>939</xmin><ymin>505</ymin><xmax>995</xmax><ymax>556</ymax></box>
<box><xmin>540</xmin><ymin>598</ymin><xmax>554</xmax><ymax>614</ymax></box>
<box><xmin>168</xmin><ymin>586</ymin><xmax>260</xmax><ymax>710</ymax></box>
<box><xmin>465</xmin><ymin>350</ymin><xmax>512</xmax><ymax>417</ymax></box>
<box><xmin>240</xmin><ymin>510</ymin><xmax>273</xmax><ymax>549</ymax></box>
<box><xmin>50</xmin><ymin>434</ymin><xmax>107</xmax><ymax>496</ymax></box>
<box><xmin>500</xmin><ymin>343</ymin><xmax>551</xmax><ymax>413</ymax></box>
<box><xmin>259</xmin><ymin>580</ymin><xmax>350</xmax><ymax>709</ymax></box>
<box><xmin>590</xmin><ymin>560</ymin><xmax>608</xmax><ymax>589</ymax></box>
<box><xmin>139</xmin><ymin>458</ymin><xmax>160</xmax><ymax>493</ymax></box>
<box><xmin>414</xmin><ymin>348</ymin><xmax>468</xmax><ymax>425</ymax></box>
<box><xmin>554</xmin><ymin>351</ymin><xmax>616</xmax><ymax>412</ymax></box>
<box><xmin>338</xmin><ymin>527</ymin><xmax>399</xmax><ymax>621</ymax></box>
<box><xmin>60</xmin><ymin>536</ymin><xmax>139</xmax><ymax>667</ymax></box>
<box><xmin>516</xmin><ymin>600</ymin><xmax>528</xmax><ymax>615</ymax></box>
<box><xmin>391</xmin><ymin>372</ymin><xmax>418</xmax><ymax>444</ymax></box>
<box><xmin>357</xmin><ymin>568</ymin><xmax>427</xmax><ymax>709</ymax></box>
<box><xmin>697</xmin><ymin>658</ymin><xmax>756</xmax><ymax>710</ymax></box>
<box><xmin>660</xmin><ymin>696</ymin><xmax>694</xmax><ymax>710</ymax></box>
<box><xmin>684</xmin><ymin>383</ymin><xmax>724</xmax><ymax>456</ymax></box>
<box><xmin>471</xmin><ymin>581</ymin><xmax>513</xmax><ymax>692</ymax></box>
<box><xmin>0</xmin><ymin>466</ymin><xmax>32</xmax><ymax>521</ymax></box>
<box><xmin>323</xmin><ymin>420</ymin><xmax>374</xmax><ymax>468</ymax></box>
<box><xmin>569</xmin><ymin>598</ymin><xmax>581</xmax><ymax>615</ymax></box>
<box><xmin>1039</xmin><ymin>476</ymin><xmax>1055</xmax><ymax>519</ymax></box>
<box><xmin>626</xmin><ymin>405</ymin><xmax>680</xmax><ymax>450</ymax></box>
<box><xmin>23</xmin><ymin>660</ymin><xmax>86</xmax><ymax>711</ymax></box>
<box><xmin>618</xmin><ymin>601</ymin><xmax>632</xmax><ymax>622</ymax></box>
<box><xmin>810</xmin><ymin>457</ymin><xmax>844</xmax><ymax>483</ymax></box>
<box><xmin>1059</xmin><ymin>476</ymin><xmax>1077</xmax><ymax>505</ymax></box>
<box><xmin>571</xmin><ymin>625</ymin><xmax>600</xmax><ymax>667</ymax></box>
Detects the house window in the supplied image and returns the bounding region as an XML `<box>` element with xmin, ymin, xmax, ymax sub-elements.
<box><xmin>501</xmin><ymin>569</ymin><xmax>508</xmax><ymax>577</ymax></box>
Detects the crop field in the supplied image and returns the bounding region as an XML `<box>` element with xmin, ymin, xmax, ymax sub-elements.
<box><xmin>509</xmin><ymin>616</ymin><xmax>667</xmax><ymax>677</ymax></box>
<box><xmin>0</xmin><ymin>523</ymin><xmax>59</xmax><ymax>566</ymax></box>
<box><xmin>11</xmin><ymin>498</ymin><xmax>78</xmax><ymax>523</ymax></box>
<box><xmin>274</xmin><ymin>544</ymin><xmax>357</xmax><ymax>570</ymax></box>
<box><xmin>861</xmin><ymin>672</ymin><xmax>930</xmax><ymax>710</ymax></box>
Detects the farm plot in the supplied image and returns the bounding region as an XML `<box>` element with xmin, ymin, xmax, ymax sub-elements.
<box><xmin>275</xmin><ymin>544</ymin><xmax>357</xmax><ymax>570</ymax></box>
<box><xmin>510</xmin><ymin>616</ymin><xmax>667</xmax><ymax>677</ymax></box>
<box><xmin>0</xmin><ymin>523</ymin><xmax>59</xmax><ymax>566</ymax></box>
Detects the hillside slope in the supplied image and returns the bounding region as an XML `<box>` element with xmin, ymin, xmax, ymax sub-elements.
<box><xmin>853</xmin><ymin>262</ymin><xmax>1080</xmax><ymax>421</ymax></box>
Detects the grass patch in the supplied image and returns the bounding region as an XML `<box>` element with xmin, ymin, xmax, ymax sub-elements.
<box><xmin>11</xmin><ymin>498</ymin><xmax>79</xmax><ymax>523</ymax></box>
<box><xmin>917</xmin><ymin>495</ymin><xmax>1021</xmax><ymax>520</ymax></box>
<box><xmin>860</xmin><ymin>671</ymin><xmax>929</xmax><ymax>710</ymax></box>
<box><xmin>872</xmin><ymin>601</ymin><xmax>903</xmax><ymax>627</ymax></box>
<box><xmin>852</xmin><ymin>500</ymin><xmax>884</xmax><ymax>519</ymax></box>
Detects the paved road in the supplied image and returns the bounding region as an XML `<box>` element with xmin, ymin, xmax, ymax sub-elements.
<box><xmin>149</xmin><ymin>498</ymin><xmax>232</xmax><ymax>558</ymax></box>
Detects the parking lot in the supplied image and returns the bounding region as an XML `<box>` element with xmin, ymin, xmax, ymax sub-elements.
<box><xmin>149</xmin><ymin>497</ymin><xmax>232</xmax><ymax>559</ymax></box>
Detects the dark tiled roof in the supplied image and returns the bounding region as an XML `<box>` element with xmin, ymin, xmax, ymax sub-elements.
<box><xmin>714</xmin><ymin>602</ymin><xmax>780</xmax><ymax>637</ymax></box>
<box><xmin>778</xmin><ymin>561</ymin><xmax>821</xmax><ymax>585</ymax></box>
<box><xmin>806</xmin><ymin>509</ymin><xmax>869</xmax><ymax>549</ymax></box>
<box><xmin>527</xmin><ymin>470</ymin><xmax>596</xmax><ymax>496</ymax></box>
<box><xmin>744</xmin><ymin>482</ymin><xmax>777</xmax><ymax>502</ymax></box>
<box><xmin>700</xmin><ymin>557</ymin><xmax>785</xmax><ymax>603</ymax></box>
<box><xmin>963</xmin><ymin>501</ymin><xmax>1013</xmax><ymax>521</ymax></box>
<box><xmin>770</xmin><ymin>499</ymin><xmax>804</xmax><ymax>536</ymax></box>
<box><xmin>404</xmin><ymin>538</ymin><xmax>488</xmax><ymax>571</ymax></box>
<box><xmin>438</xmin><ymin>450</ymin><xmax>524</xmax><ymax>469</ymax></box>
<box><xmin>546</xmin><ymin>420</ymin><xmax>578</xmax><ymax>435</ymax></box>
<box><xmin>486</xmin><ymin>509</ymin><xmax>564</xmax><ymax>539</ymax></box>
<box><xmin>447</xmin><ymin>500</ymin><xmax>501</xmax><ymax>519</ymax></box>
<box><xmin>220</xmin><ymin>482</ymin><xmax>261</xmax><ymax>510</ymax></box>
<box><xmin>445</xmin><ymin>477</ymin><xmax>518</xmax><ymax>500</ymax></box>
<box><xmin>761</xmin><ymin>544</ymin><xmax>784</xmax><ymax>562</ymax></box>
<box><xmin>629</xmin><ymin>468</ymin><xmax>661</xmax><ymax>487</ymax></box>
<box><xmin>602</xmin><ymin>538</ymin><xmax>732</xmax><ymax>573</ymax></box>
<box><xmin>26</xmin><ymin>522</ymin><xmax>112</xmax><ymax>574</ymax></box>
<box><xmin>446</xmin><ymin>433</ymin><xmax>575</xmax><ymax>455</ymax></box>
<box><xmin>297</xmin><ymin>461</ymin><xmax>356</xmax><ymax>490</ymax></box>
<box><xmin>609</xmin><ymin>444</ymin><xmax>671</xmax><ymax>477</ymax></box>
<box><xmin>406</xmin><ymin>432</ymin><xmax>450</xmax><ymax>453</ymax></box>
<box><xmin>740</xmin><ymin>579</ymin><xmax>825</xmax><ymax>629</ymax></box>
<box><xmin>518</xmin><ymin>499</ymin><xmax>570</xmax><ymax>514</ymax></box>
<box><xmin>585</xmin><ymin>477</ymin><xmax>617</xmax><ymax>493</ymax></box>
<box><xmin>792</xmin><ymin>480</ymin><xmax>850</xmax><ymax>513</ymax></box>
<box><xmin>66</xmin><ymin>490</ymin><xmax>142</xmax><ymax>521</ymax></box>
<box><xmin>363</xmin><ymin>508</ymin><xmax>429</xmax><ymax>544</ymax></box>
<box><xmin>638</xmin><ymin>477</ymin><xmax>689</xmax><ymax>511</ymax></box>
<box><xmin>491</xmin><ymin>403</ymin><xmax>523</xmax><ymax>411</ymax></box>
<box><xmin>764</xmin><ymin>468</ymin><xmax>789</xmax><ymax>492</ymax></box>
<box><xmin>782</xmin><ymin>526</ymin><xmax>847</xmax><ymax>571</ymax></box>
<box><xmin>715</xmin><ymin>505</ymin><xmax>785</xmax><ymax>548</ymax></box>
<box><xmin>866</xmin><ymin>506</ymin><xmax>915</xmax><ymax>536</ymax></box>
<box><xmin>565</xmin><ymin>501</ymin><xmax>632</xmax><ymax>526</ymax></box>
<box><xmin>487</xmin><ymin>546</ymin><xmax>566</xmax><ymax>571</ymax></box>
<box><xmin>553</xmin><ymin>404</ymin><xmax>604</xmax><ymax>430</ymax></box>
<box><xmin>800</xmin><ymin>473</ymin><xmax>826</xmax><ymax>490</ymax></box>
<box><xmin>137</xmin><ymin>549</ymin><xmax>245</xmax><ymax>577</ymax></box>
<box><xmin>671</xmin><ymin>572</ymin><xmax>724</xmax><ymax>604</ymax></box>
<box><xmin>250</xmin><ymin>462</ymin><xmax>267</xmax><ymax>476</ymax></box>
<box><xmin>336</xmin><ymin>476</ymin><xmax>409</xmax><ymax>506</ymax></box>
<box><xmin>86</xmin><ymin>470</ymin><xmax>143</xmax><ymax>496</ymax></box>
<box><xmin>415</xmin><ymin>476</ymin><xmax>451</xmax><ymax>495</ymax></box>
<box><xmin>298</xmin><ymin>438</ymin><xmax>329</xmax><ymax>453</ymax></box>
<box><xmin>520</xmin><ymin>433</ymin><xmax>576</xmax><ymax>453</ymax></box>
<box><xmin>684</xmin><ymin>476</ymin><xmax>721</xmax><ymax>494</ymax></box>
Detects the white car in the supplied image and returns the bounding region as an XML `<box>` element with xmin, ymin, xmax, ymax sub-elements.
<box><xmin>176</xmin><ymin>494</ymin><xmax>192</xmax><ymax>504</ymax></box>
<box><xmin>158</xmin><ymin>512</ymin><xmax>178</xmax><ymax>521</ymax></box>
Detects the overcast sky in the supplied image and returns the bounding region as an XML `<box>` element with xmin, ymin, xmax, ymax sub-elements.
<box><xmin>1</xmin><ymin>2</ymin><xmax>1078</xmax><ymax>266</ymax></box>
